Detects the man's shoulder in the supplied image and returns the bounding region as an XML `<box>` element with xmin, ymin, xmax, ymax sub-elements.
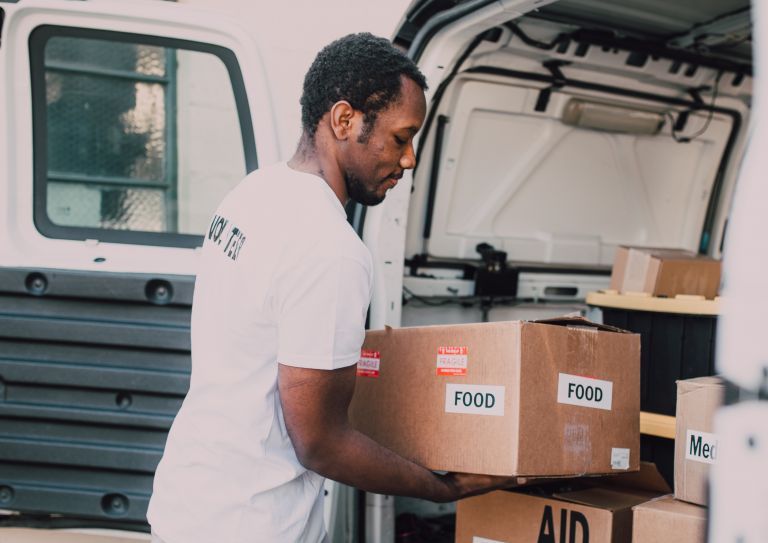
<box><xmin>308</xmin><ymin>221</ymin><xmax>371</xmax><ymax>267</ymax></box>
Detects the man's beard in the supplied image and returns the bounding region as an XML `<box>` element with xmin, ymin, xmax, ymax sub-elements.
<box><xmin>345</xmin><ymin>171</ymin><xmax>385</xmax><ymax>206</ymax></box>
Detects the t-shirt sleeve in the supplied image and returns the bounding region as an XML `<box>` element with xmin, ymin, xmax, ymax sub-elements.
<box><xmin>276</xmin><ymin>250</ymin><xmax>372</xmax><ymax>370</ymax></box>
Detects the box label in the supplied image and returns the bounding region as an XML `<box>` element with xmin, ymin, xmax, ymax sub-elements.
<box><xmin>557</xmin><ymin>373</ymin><xmax>613</xmax><ymax>410</ymax></box>
<box><xmin>538</xmin><ymin>506</ymin><xmax>589</xmax><ymax>542</ymax></box>
<box><xmin>357</xmin><ymin>350</ymin><xmax>380</xmax><ymax>378</ymax></box>
<box><xmin>445</xmin><ymin>384</ymin><xmax>505</xmax><ymax>416</ymax></box>
<box><xmin>436</xmin><ymin>346</ymin><xmax>468</xmax><ymax>376</ymax></box>
<box><xmin>611</xmin><ymin>447</ymin><xmax>630</xmax><ymax>470</ymax></box>
<box><xmin>473</xmin><ymin>537</ymin><xmax>506</xmax><ymax>543</ymax></box>
<box><xmin>686</xmin><ymin>429</ymin><xmax>718</xmax><ymax>464</ymax></box>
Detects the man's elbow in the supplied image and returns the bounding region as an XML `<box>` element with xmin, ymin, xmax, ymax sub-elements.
<box><xmin>291</xmin><ymin>433</ymin><xmax>339</xmax><ymax>476</ymax></box>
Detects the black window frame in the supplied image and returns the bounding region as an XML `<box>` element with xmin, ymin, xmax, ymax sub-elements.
<box><xmin>30</xmin><ymin>25</ymin><xmax>258</xmax><ymax>248</ymax></box>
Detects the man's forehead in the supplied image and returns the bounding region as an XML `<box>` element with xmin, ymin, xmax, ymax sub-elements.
<box><xmin>386</xmin><ymin>79</ymin><xmax>426</xmax><ymax>126</ymax></box>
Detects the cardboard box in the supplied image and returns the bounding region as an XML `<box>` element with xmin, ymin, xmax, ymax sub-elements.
<box><xmin>349</xmin><ymin>317</ymin><xmax>640</xmax><ymax>477</ymax></box>
<box><xmin>609</xmin><ymin>246</ymin><xmax>721</xmax><ymax>299</ymax></box>
<box><xmin>456</xmin><ymin>463</ymin><xmax>670</xmax><ymax>543</ymax></box>
<box><xmin>674</xmin><ymin>376</ymin><xmax>724</xmax><ymax>506</ymax></box>
<box><xmin>632</xmin><ymin>495</ymin><xmax>707</xmax><ymax>543</ymax></box>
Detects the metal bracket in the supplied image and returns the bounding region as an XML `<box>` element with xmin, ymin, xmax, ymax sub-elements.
<box><xmin>543</xmin><ymin>59</ymin><xmax>570</xmax><ymax>87</ymax></box>
<box><xmin>535</xmin><ymin>60</ymin><xmax>570</xmax><ymax>112</ymax></box>
<box><xmin>687</xmin><ymin>85</ymin><xmax>710</xmax><ymax>106</ymax></box>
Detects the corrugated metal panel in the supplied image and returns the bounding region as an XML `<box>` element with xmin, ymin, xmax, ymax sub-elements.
<box><xmin>0</xmin><ymin>268</ymin><xmax>193</xmax><ymax>527</ymax></box>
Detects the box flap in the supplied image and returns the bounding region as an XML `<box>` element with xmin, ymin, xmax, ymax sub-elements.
<box><xmin>600</xmin><ymin>461</ymin><xmax>672</xmax><ymax>494</ymax></box>
<box><xmin>677</xmin><ymin>375</ymin><xmax>724</xmax><ymax>394</ymax></box>
<box><xmin>532</xmin><ymin>315</ymin><xmax>631</xmax><ymax>334</ymax></box>
<box><xmin>633</xmin><ymin>495</ymin><xmax>708</xmax><ymax>520</ymax></box>
<box><xmin>553</xmin><ymin>486</ymin><xmax>656</xmax><ymax>512</ymax></box>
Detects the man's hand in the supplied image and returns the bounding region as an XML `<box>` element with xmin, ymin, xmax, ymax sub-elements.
<box><xmin>278</xmin><ymin>363</ymin><xmax>525</xmax><ymax>503</ymax></box>
<box><xmin>439</xmin><ymin>473</ymin><xmax>528</xmax><ymax>501</ymax></box>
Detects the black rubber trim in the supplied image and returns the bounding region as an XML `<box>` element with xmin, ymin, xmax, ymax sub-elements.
<box><xmin>0</xmin><ymin>514</ymin><xmax>150</xmax><ymax>533</ymax></box>
<box><xmin>29</xmin><ymin>25</ymin><xmax>257</xmax><ymax>248</ymax></box>
<box><xmin>0</xmin><ymin>266</ymin><xmax>195</xmax><ymax>305</ymax></box>
<box><xmin>407</xmin><ymin>0</ymin><xmax>496</xmax><ymax>64</ymax></box>
<box><xmin>0</xmin><ymin>8</ymin><xmax>5</xmax><ymax>48</ymax></box>
<box><xmin>413</xmin><ymin>31</ymin><xmax>489</xmax><ymax>175</ymax></box>
<box><xmin>0</xmin><ymin>277</ymin><xmax>192</xmax><ymax>525</ymax></box>
<box><xmin>422</xmin><ymin>114</ymin><xmax>448</xmax><ymax>241</ymax></box>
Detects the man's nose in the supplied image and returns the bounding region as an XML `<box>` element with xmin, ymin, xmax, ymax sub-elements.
<box><xmin>399</xmin><ymin>142</ymin><xmax>416</xmax><ymax>170</ymax></box>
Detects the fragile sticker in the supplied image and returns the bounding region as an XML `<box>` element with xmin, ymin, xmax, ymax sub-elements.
<box><xmin>357</xmin><ymin>350</ymin><xmax>380</xmax><ymax>378</ymax></box>
<box><xmin>437</xmin><ymin>346</ymin><xmax>468</xmax><ymax>376</ymax></box>
<box><xmin>611</xmin><ymin>447</ymin><xmax>630</xmax><ymax>470</ymax></box>
<box><xmin>445</xmin><ymin>384</ymin><xmax>505</xmax><ymax>416</ymax></box>
<box><xmin>686</xmin><ymin>430</ymin><xmax>718</xmax><ymax>464</ymax></box>
<box><xmin>557</xmin><ymin>373</ymin><xmax>613</xmax><ymax>411</ymax></box>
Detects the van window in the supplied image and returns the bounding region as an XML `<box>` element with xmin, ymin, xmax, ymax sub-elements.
<box><xmin>30</xmin><ymin>26</ymin><xmax>256</xmax><ymax>247</ymax></box>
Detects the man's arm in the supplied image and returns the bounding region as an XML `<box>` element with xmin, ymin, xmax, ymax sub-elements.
<box><xmin>278</xmin><ymin>363</ymin><xmax>521</xmax><ymax>502</ymax></box>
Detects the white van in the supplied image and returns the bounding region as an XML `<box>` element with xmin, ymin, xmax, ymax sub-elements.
<box><xmin>0</xmin><ymin>0</ymin><xmax>761</xmax><ymax>541</ymax></box>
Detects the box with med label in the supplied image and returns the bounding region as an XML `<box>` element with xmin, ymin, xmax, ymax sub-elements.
<box><xmin>348</xmin><ymin>317</ymin><xmax>640</xmax><ymax>477</ymax></box>
<box><xmin>455</xmin><ymin>462</ymin><xmax>670</xmax><ymax>543</ymax></box>
<box><xmin>674</xmin><ymin>376</ymin><xmax>724</xmax><ymax>506</ymax></box>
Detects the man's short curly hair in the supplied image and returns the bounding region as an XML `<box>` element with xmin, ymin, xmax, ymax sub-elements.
<box><xmin>300</xmin><ymin>33</ymin><xmax>427</xmax><ymax>141</ymax></box>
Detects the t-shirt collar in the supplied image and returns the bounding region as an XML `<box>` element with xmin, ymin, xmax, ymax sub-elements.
<box><xmin>284</xmin><ymin>162</ymin><xmax>347</xmax><ymax>219</ymax></box>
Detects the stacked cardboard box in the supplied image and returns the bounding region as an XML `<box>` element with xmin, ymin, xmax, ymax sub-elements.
<box><xmin>350</xmin><ymin>317</ymin><xmax>644</xmax><ymax>541</ymax></box>
<box><xmin>674</xmin><ymin>376</ymin><xmax>723</xmax><ymax>505</ymax></box>
<box><xmin>631</xmin><ymin>376</ymin><xmax>723</xmax><ymax>542</ymax></box>
<box><xmin>349</xmin><ymin>317</ymin><xmax>640</xmax><ymax>477</ymax></box>
<box><xmin>456</xmin><ymin>463</ymin><xmax>670</xmax><ymax>543</ymax></box>
<box><xmin>632</xmin><ymin>496</ymin><xmax>707</xmax><ymax>542</ymax></box>
<box><xmin>609</xmin><ymin>246</ymin><xmax>721</xmax><ymax>299</ymax></box>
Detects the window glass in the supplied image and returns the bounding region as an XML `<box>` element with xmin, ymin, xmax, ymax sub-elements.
<box><xmin>34</xmin><ymin>30</ymin><xmax>252</xmax><ymax>244</ymax></box>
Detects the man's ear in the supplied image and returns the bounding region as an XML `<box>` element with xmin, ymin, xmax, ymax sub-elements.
<box><xmin>330</xmin><ymin>101</ymin><xmax>356</xmax><ymax>141</ymax></box>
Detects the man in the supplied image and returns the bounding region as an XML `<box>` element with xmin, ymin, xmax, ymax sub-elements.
<box><xmin>148</xmin><ymin>33</ymin><xmax>518</xmax><ymax>543</ymax></box>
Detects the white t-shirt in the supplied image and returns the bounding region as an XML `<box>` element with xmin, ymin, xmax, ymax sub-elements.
<box><xmin>148</xmin><ymin>162</ymin><xmax>373</xmax><ymax>543</ymax></box>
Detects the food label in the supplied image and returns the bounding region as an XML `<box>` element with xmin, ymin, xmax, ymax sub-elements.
<box><xmin>445</xmin><ymin>384</ymin><xmax>505</xmax><ymax>416</ymax></box>
<box><xmin>557</xmin><ymin>373</ymin><xmax>613</xmax><ymax>410</ymax></box>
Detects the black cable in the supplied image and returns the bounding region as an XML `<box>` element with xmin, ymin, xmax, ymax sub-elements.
<box><xmin>402</xmin><ymin>286</ymin><xmax>460</xmax><ymax>306</ymax></box>
<box><xmin>667</xmin><ymin>71</ymin><xmax>723</xmax><ymax>143</ymax></box>
<box><xmin>403</xmin><ymin>286</ymin><xmax>540</xmax><ymax>309</ymax></box>
<box><xmin>505</xmin><ymin>22</ymin><xmax>571</xmax><ymax>51</ymax></box>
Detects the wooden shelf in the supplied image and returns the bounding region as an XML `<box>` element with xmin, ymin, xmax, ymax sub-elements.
<box><xmin>640</xmin><ymin>411</ymin><xmax>676</xmax><ymax>439</ymax></box>
<box><xmin>587</xmin><ymin>290</ymin><xmax>719</xmax><ymax>315</ymax></box>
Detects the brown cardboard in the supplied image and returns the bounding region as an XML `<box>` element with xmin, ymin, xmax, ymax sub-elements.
<box><xmin>632</xmin><ymin>495</ymin><xmax>707</xmax><ymax>543</ymax></box>
<box><xmin>349</xmin><ymin>317</ymin><xmax>640</xmax><ymax>477</ymax></box>
<box><xmin>674</xmin><ymin>376</ymin><xmax>724</xmax><ymax>506</ymax></box>
<box><xmin>609</xmin><ymin>246</ymin><xmax>721</xmax><ymax>299</ymax></box>
<box><xmin>455</xmin><ymin>463</ymin><xmax>670</xmax><ymax>543</ymax></box>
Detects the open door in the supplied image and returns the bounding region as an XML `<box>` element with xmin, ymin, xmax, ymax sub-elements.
<box><xmin>0</xmin><ymin>0</ymin><xmax>275</xmax><ymax>536</ymax></box>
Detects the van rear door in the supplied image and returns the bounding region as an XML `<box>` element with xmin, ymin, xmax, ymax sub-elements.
<box><xmin>0</xmin><ymin>0</ymin><xmax>273</xmax><ymax>534</ymax></box>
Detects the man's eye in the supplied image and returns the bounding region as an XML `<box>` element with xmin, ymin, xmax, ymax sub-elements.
<box><xmin>394</xmin><ymin>136</ymin><xmax>406</xmax><ymax>145</ymax></box>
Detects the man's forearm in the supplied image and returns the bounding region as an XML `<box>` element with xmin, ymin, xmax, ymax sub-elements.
<box><xmin>278</xmin><ymin>363</ymin><xmax>519</xmax><ymax>502</ymax></box>
<box><xmin>298</xmin><ymin>423</ymin><xmax>454</xmax><ymax>502</ymax></box>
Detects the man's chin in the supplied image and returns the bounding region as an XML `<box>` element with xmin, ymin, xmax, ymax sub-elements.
<box><xmin>351</xmin><ymin>193</ymin><xmax>385</xmax><ymax>206</ymax></box>
<box><xmin>348</xmin><ymin>184</ymin><xmax>386</xmax><ymax>206</ymax></box>
<box><xmin>345</xmin><ymin>175</ymin><xmax>387</xmax><ymax>206</ymax></box>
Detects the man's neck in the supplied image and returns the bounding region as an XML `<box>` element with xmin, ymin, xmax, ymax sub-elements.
<box><xmin>288</xmin><ymin>134</ymin><xmax>348</xmax><ymax>205</ymax></box>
